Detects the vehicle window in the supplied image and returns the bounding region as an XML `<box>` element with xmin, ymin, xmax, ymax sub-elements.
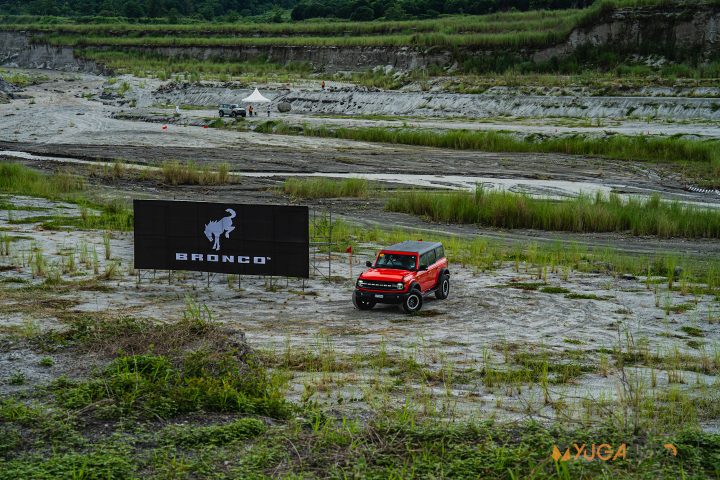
<box><xmin>375</xmin><ymin>253</ymin><xmax>416</xmax><ymax>271</ymax></box>
<box><xmin>435</xmin><ymin>246</ymin><xmax>444</xmax><ymax>260</ymax></box>
<box><xmin>420</xmin><ymin>250</ymin><xmax>435</xmax><ymax>267</ymax></box>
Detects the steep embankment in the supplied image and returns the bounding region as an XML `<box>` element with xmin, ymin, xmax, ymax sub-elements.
<box><xmin>534</xmin><ymin>4</ymin><xmax>720</xmax><ymax>62</ymax></box>
<box><xmin>0</xmin><ymin>31</ymin><xmax>100</xmax><ymax>72</ymax></box>
<box><xmin>0</xmin><ymin>4</ymin><xmax>719</xmax><ymax>73</ymax></box>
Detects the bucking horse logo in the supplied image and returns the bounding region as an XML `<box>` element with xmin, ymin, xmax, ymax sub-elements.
<box><xmin>204</xmin><ymin>208</ymin><xmax>236</xmax><ymax>251</ymax></box>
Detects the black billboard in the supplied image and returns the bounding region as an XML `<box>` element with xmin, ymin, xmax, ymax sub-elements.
<box><xmin>134</xmin><ymin>200</ymin><xmax>309</xmax><ymax>278</ymax></box>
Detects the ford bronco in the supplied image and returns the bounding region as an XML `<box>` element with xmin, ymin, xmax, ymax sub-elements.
<box><xmin>218</xmin><ymin>103</ymin><xmax>246</xmax><ymax>117</ymax></box>
<box><xmin>352</xmin><ymin>241</ymin><xmax>450</xmax><ymax>314</ymax></box>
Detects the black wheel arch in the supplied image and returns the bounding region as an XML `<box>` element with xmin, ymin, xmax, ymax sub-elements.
<box><xmin>435</xmin><ymin>269</ymin><xmax>450</xmax><ymax>287</ymax></box>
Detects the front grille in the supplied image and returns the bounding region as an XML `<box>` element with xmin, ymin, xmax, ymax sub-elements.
<box><xmin>361</xmin><ymin>281</ymin><xmax>399</xmax><ymax>291</ymax></box>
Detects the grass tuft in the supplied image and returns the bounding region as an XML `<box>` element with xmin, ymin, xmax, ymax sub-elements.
<box><xmin>160</xmin><ymin>160</ymin><xmax>232</xmax><ymax>185</ymax></box>
<box><xmin>283</xmin><ymin>177</ymin><xmax>369</xmax><ymax>199</ymax></box>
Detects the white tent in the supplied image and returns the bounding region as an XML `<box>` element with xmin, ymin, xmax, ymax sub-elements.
<box><xmin>241</xmin><ymin>88</ymin><xmax>271</xmax><ymax>103</ymax></box>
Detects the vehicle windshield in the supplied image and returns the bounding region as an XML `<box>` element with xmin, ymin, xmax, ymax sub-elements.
<box><xmin>374</xmin><ymin>253</ymin><xmax>416</xmax><ymax>270</ymax></box>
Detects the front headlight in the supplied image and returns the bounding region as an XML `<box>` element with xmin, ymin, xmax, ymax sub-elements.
<box><xmin>357</xmin><ymin>279</ymin><xmax>365</xmax><ymax>287</ymax></box>
<box><xmin>396</xmin><ymin>282</ymin><xmax>404</xmax><ymax>290</ymax></box>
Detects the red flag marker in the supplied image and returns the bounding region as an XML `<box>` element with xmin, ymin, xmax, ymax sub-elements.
<box><xmin>345</xmin><ymin>245</ymin><xmax>352</xmax><ymax>253</ymax></box>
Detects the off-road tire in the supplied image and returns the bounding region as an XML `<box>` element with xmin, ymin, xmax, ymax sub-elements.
<box><xmin>219</xmin><ymin>111</ymin><xmax>224</xmax><ymax>117</ymax></box>
<box><xmin>402</xmin><ymin>289</ymin><xmax>423</xmax><ymax>314</ymax></box>
<box><xmin>435</xmin><ymin>274</ymin><xmax>450</xmax><ymax>300</ymax></box>
<box><xmin>353</xmin><ymin>292</ymin><xmax>375</xmax><ymax>311</ymax></box>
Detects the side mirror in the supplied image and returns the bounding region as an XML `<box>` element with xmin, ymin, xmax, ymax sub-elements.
<box><xmin>419</xmin><ymin>264</ymin><xmax>428</xmax><ymax>271</ymax></box>
<box><xmin>365</xmin><ymin>261</ymin><xmax>372</xmax><ymax>268</ymax></box>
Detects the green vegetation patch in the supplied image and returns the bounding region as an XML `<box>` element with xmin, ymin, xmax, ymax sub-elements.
<box><xmin>0</xmin><ymin>163</ymin><xmax>133</xmax><ymax>231</ymax></box>
<box><xmin>680</xmin><ymin>326</ymin><xmax>705</xmax><ymax>337</ymax></box>
<box><xmin>160</xmin><ymin>160</ymin><xmax>232</xmax><ymax>185</ymax></box>
<box><xmin>496</xmin><ymin>282</ymin><xmax>546</xmax><ymax>290</ymax></box>
<box><xmin>0</xmin><ymin>162</ymin><xmax>84</xmax><ymax>200</ymax></box>
<box><xmin>282</xmin><ymin>177</ymin><xmax>370</xmax><ymax>199</ymax></box>
<box><xmin>0</xmin><ymin>446</ymin><xmax>136</xmax><ymax>480</ymax></box>
<box><xmin>51</xmin><ymin>350</ymin><xmax>288</xmax><ymax>420</ymax></box>
<box><xmin>540</xmin><ymin>286</ymin><xmax>570</xmax><ymax>294</ymax></box>
<box><xmin>565</xmin><ymin>292</ymin><xmax>611</xmax><ymax>300</ymax></box>
<box><xmin>162</xmin><ymin>418</ymin><xmax>266</xmax><ymax>447</ymax></box>
<box><xmin>386</xmin><ymin>188</ymin><xmax>720</xmax><ymax>239</ymax></box>
<box><xmin>668</xmin><ymin>302</ymin><xmax>696</xmax><ymax>314</ymax></box>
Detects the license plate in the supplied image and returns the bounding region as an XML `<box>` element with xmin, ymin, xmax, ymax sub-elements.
<box><xmin>374</xmin><ymin>294</ymin><xmax>384</xmax><ymax>299</ymax></box>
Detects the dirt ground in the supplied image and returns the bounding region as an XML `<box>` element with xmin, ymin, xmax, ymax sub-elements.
<box><xmin>1</xmin><ymin>196</ymin><xmax>718</xmax><ymax>429</ymax></box>
<box><xmin>1</xmin><ymin>68</ymin><xmax>719</xmax><ymax>431</ymax></box>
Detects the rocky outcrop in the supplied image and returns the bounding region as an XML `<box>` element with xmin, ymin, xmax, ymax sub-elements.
<box><xmin>127</xmin><ymin>44</ymin><xmax>451</xmax><ymax>72</ymax></box>
<box><xmin>0</xmin><ymin>31</ymin><xmax>101</xmax><ymax>72</ymax></box>
<box><xmin>0</xmin><ymin>30</ymin><xmax>449</xmax><ymax>73</ymax></box>
<box><xmin>535</xmin><ymin>5</ymin><xmax>720</xmax><ymax>62</ymax></box>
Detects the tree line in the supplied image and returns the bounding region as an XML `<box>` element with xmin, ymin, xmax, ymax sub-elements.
<box><xmin>292</xmin><ymin>0</ymin><xmax>594</xmax><ymax>21</ymax></box>
<box><xmin>0</xmin><ymin>0</ymin><xmax>595</xmax><ymax>21</ymax></box>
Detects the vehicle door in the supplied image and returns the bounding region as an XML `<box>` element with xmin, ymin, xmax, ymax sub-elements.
<box><xmin>433</xmin><ymin>245</ymin><xmax>446</xmax><ymax>278</ymax></box>
<box><xmin>425</xmin><ymin>249</ymin><xmax>440</xmax><ymax>290</ymax></box>
<box><xmin>418</xmin><ymin>251</ymin><xmax>436</xmax><ymax>292</ymax></box>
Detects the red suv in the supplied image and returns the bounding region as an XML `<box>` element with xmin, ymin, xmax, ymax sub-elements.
<box><xmin>352</xmin><ymin>241</ymin><xmax>450</xmax><ymax>314</ymax></box>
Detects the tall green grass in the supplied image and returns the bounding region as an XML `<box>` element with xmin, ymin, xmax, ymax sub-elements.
<box><xmin>283</xmin><ymin>177</ymin><xmax>369</xmax><ymax>198</ymax></box>
<box><xmin>11</xmin><ymin>10</ymin><xmax>584</xmax><ymax>37</ymax></box>
<box><xmin>42</xmin><ymin>30</ymin><xmax>569</xmax><ymax>48</ymax></box>
<box><xmin>160</xmin><ymin>160</ymin><xmax>231</xmax><ymax>185</ymax></box>
<box><xmin>0</xmin><ymin>162</ymin><xmax>133</xmax><ymax>231</ymax></box>
<box><xmin>0</xmin><ymin>162</ymin><xmax>85</xmax><ymax>198</ymax></box>
<box><xmin>255</xmin><ymin>123</ymin><xmax>720</xmax><ymax>187</ymax></box>
<box><xmin>78</xmin><ymin>49</ymin><xmax>312</xmax><ymax>81</ymax></box>
<box><xmin>386</xmin><ymin>188</ymin><xmax>720</xmax><ymax>239</ymax></box>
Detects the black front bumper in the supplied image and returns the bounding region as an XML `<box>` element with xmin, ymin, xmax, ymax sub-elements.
<box><xmin>354</xmin><ymin>289</ymin><xmax>407</xmax><ymax>305</ymax></box>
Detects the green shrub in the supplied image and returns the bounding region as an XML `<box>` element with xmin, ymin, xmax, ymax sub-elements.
<box><xmin>163</xmin><ymin>418</ymin><xmax>266</xmax><ymax>447</ymax></box>
<box><xmin>54</xmin><ymin>352</ymin><xmax>289</xmax><ymax>420</ymax></box>
<box><xmin>283</xmin><ymin>177</ymin><xmax>369</xmax><ymax>198</ymax></box>
<box><xmin>160</xmin><ymin>160</ymin><xmax>232</xmax><ymax>185</ymax></box>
